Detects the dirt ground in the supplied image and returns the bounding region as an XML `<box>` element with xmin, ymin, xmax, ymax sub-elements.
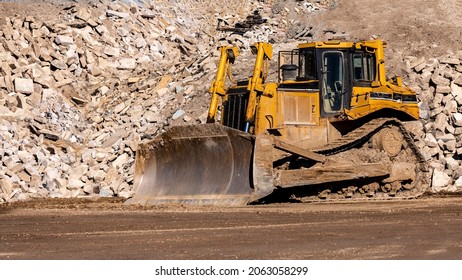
<box><xmin>0</xmin><ymin>195</ymin><xmax>461</xmax><ymax>260</ymax></box>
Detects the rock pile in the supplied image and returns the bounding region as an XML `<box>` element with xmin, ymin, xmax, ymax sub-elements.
<box><xmin>405</xmin><ymin>53</ymin><xmax>462</xmax><ymax>192</ymax></box>
<box><xmin>0</xmin><ymin>0</ymin><xmax>336</xmax><ymax>203</ymax></box>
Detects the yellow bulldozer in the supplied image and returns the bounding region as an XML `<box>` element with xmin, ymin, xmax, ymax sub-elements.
<box><xmin>127</xmin><ymin>39</ymin><xmax>429</xmax><ymax>205</ymax></box>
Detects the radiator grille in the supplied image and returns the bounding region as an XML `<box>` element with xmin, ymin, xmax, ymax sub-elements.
<box><xmin>222</xmin><ymin>90</ymin><xmax>249</xmax><ymax>131</ymax></box>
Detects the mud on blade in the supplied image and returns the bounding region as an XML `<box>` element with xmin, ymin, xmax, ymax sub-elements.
<box><xmin>126</xmin><ymin>124</ymin><xmax>254</xmax><ymax>205</ymax></box>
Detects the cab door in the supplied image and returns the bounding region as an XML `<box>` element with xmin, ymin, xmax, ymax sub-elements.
<box><xmin>320</xmin><ymin>51</ymin><xmax>348</xmax><ymax>115</ymax></box>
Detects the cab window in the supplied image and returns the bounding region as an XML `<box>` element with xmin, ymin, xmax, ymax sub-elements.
<box><xmin>298</xmin><ymin>48</ymin><xmax>317</xmax><ymax>80</ymax></box>
<box><xmin>353</xmin><ymin>52</ymin><xmax>376</xmax><ymax>82</ymax></box>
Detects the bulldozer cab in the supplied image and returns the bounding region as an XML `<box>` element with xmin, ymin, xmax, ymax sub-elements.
<box><xmin>279</xmin><ymin>44</ymin><xmax>353</xmax><ymax>117</ymax></box>
<box><xmin>277</xmin><ymin>40</ymin><xmax>418</xmax><ymax>122</ymax></box>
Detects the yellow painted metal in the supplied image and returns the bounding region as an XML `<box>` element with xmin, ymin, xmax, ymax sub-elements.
<box><xmin>280</xmin><ymin>90</ymin><xmax>320</xmax><ymax>126</ymax></box>
<box><xmin>343</xmin><ymin>39</ymin><xmax>389</xmax><ymax>86</ymax></box>
<box><xmin>260</xmin><ymin>39</ymin><xmax>419</xmax><ymax>146</ymax></box>
<box><xmin>254</xmin><ymin>83</ymin><xmax>278</xmax><ymax>135</ymax></box>
<box><xmin>346</xmin><ymin>100</ymin><xmax>419</xmax><ymax>120</ymax></box>
<box><xmin>252</xmin><ymin>84</ymin><xmax>326</xmax><ymax>147</ymax></box>
<box><xmin>244</xmin><ymin>42</ymin><xmax>273</xmax><ymax>126</ymax></box>
<box><xmin>342</xmin><ymin>39</ymin><xmax>418</xmax><ymax>121</ymax></box>
<box><xmin>207</xmin><ymin>46</ymin><xmax>239</xmax><ymax>123</ymax></box>
<box><xmin>350</xmin><ymin>86</ymin><xmax>371</xmax><ymax>109</ymax></box>
<box><xmin>346</xmin><ymin>80</ymin><xmax>419</xmax><ymax>120</ymax></box>
<box><xmin>275</xmin><ymin>88</ymin><xmax>328</xmax><ymax>148</ymax></box>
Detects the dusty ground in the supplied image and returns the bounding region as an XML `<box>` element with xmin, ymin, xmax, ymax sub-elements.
<box><xmin>0</xmin><ymin>195</ymin><xmax>461</xmax><ymax>260</ymax></box>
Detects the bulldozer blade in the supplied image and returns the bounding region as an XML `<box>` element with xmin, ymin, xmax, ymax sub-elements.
<box><xmin>249</xmin><ymin>134</ymin><xmax>277</xmax><ymax>202</ymax></box>
<box><xmin>125</xmin><ymin>124</ymin><xmax>255</xmax><ymax>205</ymax></box>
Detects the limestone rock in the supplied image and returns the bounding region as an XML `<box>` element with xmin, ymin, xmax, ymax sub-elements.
<box><xmin>55</xmin><ymin>35</ymin><xmax>74</xmax><ymax>46</ymax></box>
<box><xmin>432</xmin><ymin>75</ymin><xmax>450</xmax><ymax>86</ymax></box>
<box><xmin>452</xmin><ymin>113</ymin><xmax>462</xmax><ymax>126</ymax></box>
<box><xmin>107</xmin><ymin>10</ymin><xmax>130</xmax><ymax>18</ymax></box>
<box><xmin>432</xmin><ymin>170</ymin><xmax>452</xmax><ymax>192</ymax></box>
<box><xmin>454</xmin><ymin>177</ymin><xmax>462</xmax><ymax>190</ymax></box>
<box><xmin>68</xmin><ymin>179</ymin><xmax>85</xmax><ymax>190</ymax></box>
<box><xmin>117</xmin><ymin>58</ymin><xmax>137</xmax><ymax>70</ymax></box>
<box><xmin>14</xmin><ymin>78</ymin><xmax>34</xmax><ymax>94</ymax></box>
<box><xmin>112</xmin><ymin>153</ymin><xmax>129</xmax><ymax>169</ymax></box>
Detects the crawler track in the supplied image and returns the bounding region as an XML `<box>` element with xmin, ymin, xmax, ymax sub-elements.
<box><xmin>285</xmin><ymin>118</ymin><xmax>430</xmax><ymax>202</ymax></box>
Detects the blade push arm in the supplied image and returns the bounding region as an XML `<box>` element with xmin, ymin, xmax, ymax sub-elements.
<box><xmin>207</xmin><ymin>46</ymin><xmax>239</xmax><ymax>123</ymax></box>
<box><xmin>244</xmin><ymin>42</ymin><xmax>272</xmax><ymax>132</ymax></box>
